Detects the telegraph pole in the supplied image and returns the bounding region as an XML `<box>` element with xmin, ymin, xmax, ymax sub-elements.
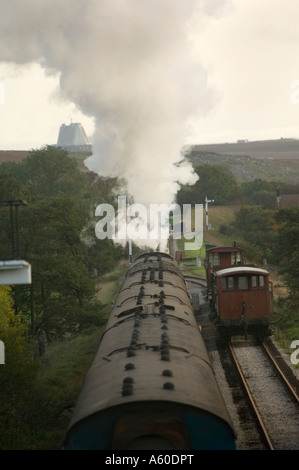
<box><xmin>0</xmin><ymin>199</ymin><xmax>31</xmax><ymax>285</ymax></box>
<box><xmin>0</xmin><ymin>199</ymin><xmax>27</xmax><ymax>259</ymax></box>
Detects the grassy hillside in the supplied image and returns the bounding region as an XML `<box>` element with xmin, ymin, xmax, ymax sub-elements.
<box><xmin>185</xmin><ymin>149</ymin><xmax>299</xmax><ymax>184</ymax></box>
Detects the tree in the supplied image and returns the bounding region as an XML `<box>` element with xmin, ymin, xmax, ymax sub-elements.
<box><xmin>240</xmin><ymin>179</ymin><xmax>276</xmax><ymax>200</ymax></box>
<box><xmin>17</xmin><ymin>145</ymin><xmax>85</xmax><ymax>197</ymax></box>
<box><xmin>176</xmin><ymin>164</ymin><xmax>240</xmax><ymax>206</ymax></box>
<box><xmin>231</xmin><ymin>206</ymin><xmax>276</xmax><ymax>260</ymax></box>
<box><xmin>0</xmin><ymin>286</ymin><xmax>35</xmax><ymax>380</ymax></box>
<box><xmin>0</xmin><ymin>146</ymin><xmax>122</xmax><ymax>341</ymax></box>
<box><xmin>0</xmin><ymin>286</ymin><xmax>37</xmax><ymax>448</ymax></box>
<box><xmin>14</xmin><ymin>192</ymin><xmax>106</xmax><ymax>340</ymax></box>
<box><xmin>272</xmin><ymin>206</ymin><xmax>299</xmax><ymax>302</ymax></box>
<box><xmin>249</xmin><ymin>190</ymin><xmax>276</xmax><ymax>209</ymax></box>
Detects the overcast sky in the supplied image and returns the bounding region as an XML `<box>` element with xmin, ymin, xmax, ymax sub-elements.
<box><xmin>0</xmin><ymin>0</ymin><xmax>299</xmax><ymax>151</ymax></box>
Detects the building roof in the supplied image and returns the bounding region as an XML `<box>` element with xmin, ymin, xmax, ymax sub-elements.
<box><xmin>57</xmin><ymin>123</ymin><xmax>91</xmax><ymax>149</ymax></box>
<box><xmin>215</xmin><ymin>266</ymin><xmax>269</xmax><ymax>277</ymax></box>
<box><xmin>206</xmin><ymin>245</ymin><xmax>243</xmax><ymax>253</ymax></box>
<box><xmin>280</xmin><ymin>194</ymin><xmax>299</xmax><ymax>208</ymax></box>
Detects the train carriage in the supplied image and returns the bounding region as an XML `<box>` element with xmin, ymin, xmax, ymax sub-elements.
<box><xmin>205</xmin><ymin>245</ymin><xmax>245</xmax><ymax>293</ymax></box>
<box><xmin>205</xmin><ymin>245</ymin><xmax>273</xmax><ymax>340</ymax></box>
<box><xmin>64</xmin><ymin>252</ymin><xmax>236</xmax><ymax>450</ymax></box>
<box><xmin>210</xmin><ymin>265</ymin><xmax>273</xmax><ymax>340</ymax></box>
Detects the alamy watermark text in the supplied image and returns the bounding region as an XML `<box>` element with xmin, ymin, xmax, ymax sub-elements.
<box><xmin>95</xmin><ymin>196</ymin><xmax>203</xmax><ymax>251</ymax></box>
<box><xmin>291</xmin><ymin>340</ymin><xmax>299</xmax><ymax>365</ymax></box>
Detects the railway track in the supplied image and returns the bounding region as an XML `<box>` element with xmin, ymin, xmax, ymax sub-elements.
<box><xmin>228</xmin><ymin>342</ymin><xmax>274</xmax><ymax>449</ymax></box>
<box><xmin>262</xmin><ymin>338</ymin><xmax>299</xmax><ymax>405</ymax></box>
<box><xmin>229</xmin><ymin>338</ymin><xmax>299</xmax><ymax>450</ymax></box>
<box><xmin>184</xmin><ymin>274</ymin><xmax>299</xmax><ymax>449</ymax></box>
<box><xmin>183</xmin><ymin>274</ymin><xmax>206</xmax><ymax>287</ymax></box>
<box><xmin>185</xmin><ymin>275</ymin><xmax>266</xmax><ymax>449</ymax></box>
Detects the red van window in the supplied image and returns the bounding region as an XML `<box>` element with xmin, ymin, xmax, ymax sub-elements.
<box><xmin>221</xmin><ymin>276</ymin><xmax>234</xmax><ymax>291</ymax></box>
<box><xmin>259</xmin><ymin>276</ymin><xmax>265</xmax><ymax>288</ymax></box>
<box><xmin>209</xmin><ymin>253</ymin><xmax>220</xmax><ymax>266</ymax></box>
<box><xmin>238</xmin><ymin>276</ymin><xmax>249</xmax><ymax>290</ymax></box>
<box><xmin>231</xmin><ymin>251</ymin><xmax>241</xmax><ymax>265</ymax></box>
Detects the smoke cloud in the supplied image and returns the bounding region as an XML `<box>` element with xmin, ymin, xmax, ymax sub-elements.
<box><xmin>0</xmin><ymin>0</ymin><xmax>227</xmax><ymax>206</ymax></box>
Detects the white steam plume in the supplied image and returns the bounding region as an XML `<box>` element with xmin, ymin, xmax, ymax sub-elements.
<box><xmin>0</xmin><ymin>0</ymin><xmax>228</xmax><ymax>207</ymax></box>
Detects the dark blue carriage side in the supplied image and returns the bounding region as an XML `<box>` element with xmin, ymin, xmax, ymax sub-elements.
<box><xmin>65</xmin><ymin>403</ymin><xmax>236</xmax><ymax>450</ymax></box>
<box><xmin>64</xmin><ymin>252</ymin><xmax>236</xmax><ymax>450</ymax></box>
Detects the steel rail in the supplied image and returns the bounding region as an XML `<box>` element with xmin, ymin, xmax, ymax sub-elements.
<box><xmin>228</xmin><ymin>342</ymin><xmax>275</xmax><ymax>450</ymax></box>
<box><xmin>262</xmin><ymin>340</ymin><xmax>299</xmax><ymax>406</ymax></box>
<box><xmin>183</xmin><ymin>275</ymin><xmax>207</xmax><ymax>287</ymax></box>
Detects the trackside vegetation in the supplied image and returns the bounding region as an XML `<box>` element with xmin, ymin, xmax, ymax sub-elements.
<box><xmin>0</xmin><ymin>146</ymin><xmax>125</xmax><ymax>448</ymax></box>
